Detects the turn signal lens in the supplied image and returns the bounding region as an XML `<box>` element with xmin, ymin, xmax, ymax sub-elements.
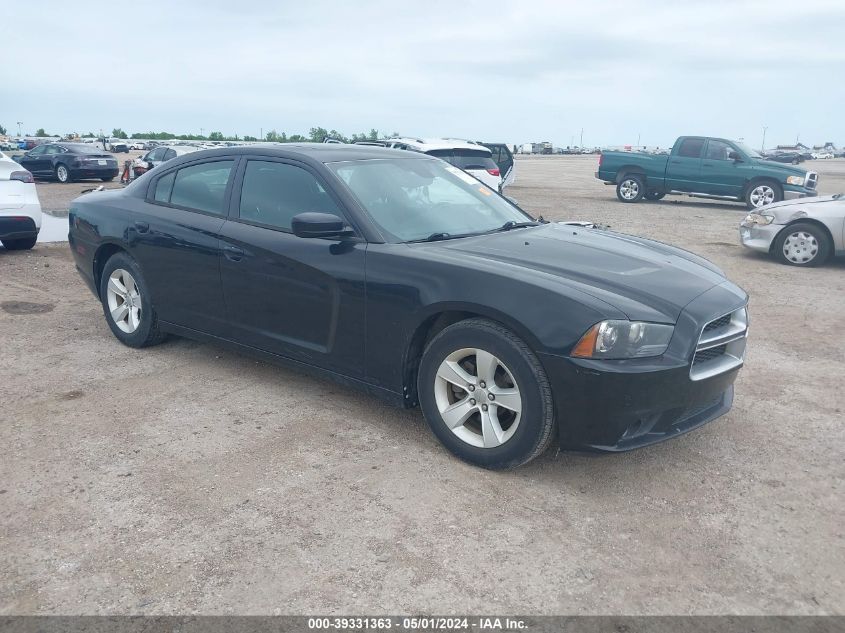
<box><xmin>572</xmin><ymin>320</ymin><xmax>674</xmax><ymax>359</ymax></box>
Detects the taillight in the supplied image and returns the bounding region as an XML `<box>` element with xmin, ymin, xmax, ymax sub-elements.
<box><xmin>10</xmin><ymin>170</ymin><xmax>34</xmax><ymax>183</ymax></box>
<box><xmin>486</xmin><ymin>167</ymin><xmax>500</xmax><ymax>176</ymax></box>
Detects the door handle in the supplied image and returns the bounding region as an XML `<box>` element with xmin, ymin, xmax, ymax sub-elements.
<box><xmin>134</xmin><ymin>221</ymin><xmax>149</xmax><ymax>233</ymax></box>
<box><xmin>223</xmin><ymin>245</ymin><xmax>244</xmax><ymax>261</ymax></box>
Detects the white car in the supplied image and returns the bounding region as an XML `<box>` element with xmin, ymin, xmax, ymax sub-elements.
<box><xmin>381</xmin><ymin>137</ymin><xmax>503</xmax><ymax>190</ymax></box>
<box><xmin>0</xmin><ymin>151</ymin><xmax>42</xmax><ymax>250</ymax></box>
<box><xmin>129</xmin><ymin>141</ymin><xmax>147</xmax><ymax>150</ymax></box>
<box><xmin>811</xmin><ymin>151</ymin><xmax>833</xmax><ymax>159</ymax></box>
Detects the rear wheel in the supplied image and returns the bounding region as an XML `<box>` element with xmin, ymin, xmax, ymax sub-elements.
<box><xmin>55</xmin><ymin>163</ymin><xmax>71</xmax><ymax>183</ymax></box>
<box><xmin>101</xmin><ymin>176</ymin><xmax>115</xmax><ymax>182</ymax></box>
<box><xmin>645</xmin><ymin>191</ymin><xmax>665</xmax><ymax>201</ymax></box>
<box><xmin>99</xmin><ymin>252</ymin><xmax>166</xmax><ymax>347</ymax></box>
<box><xmin>1</xmin><ymin>236</ymin><xmax>37</xmax><ymax>250</ymax></box>
<box><xmin>774</xmin><ymin>222</ymin><xmax>831</xmax><ymax>267</ymax></box>
<box><xmin>616</xmin><ymin>175</ymin><xmax>645</xmax><ymax>203</ymax></box>
<box><xmin>417</xmin><ymin>318</ymin><xmax>555</xmax><ymax>469</ymax></box>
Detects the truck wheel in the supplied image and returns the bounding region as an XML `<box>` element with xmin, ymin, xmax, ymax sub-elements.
<box><xmin>745</xmin><ymin>181</ymin><xmax>782</xmax><ymax>209</ymax></box>
<box><xmin>645</xmin><ymin>191</ymin><xmax>665</xmax><ymax>201</ymax></box>
<box><xmin>774</xmin><ymin>223</ymin><xmax>831</xmax><ymax>267</ymax></box>
<box><xmin>616</xmin><ymin>175</ymin><xmax>645</xmax><ymax>203</ymax></box>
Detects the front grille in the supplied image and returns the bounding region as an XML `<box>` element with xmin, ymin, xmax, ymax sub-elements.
<box><xmin>689</xmin><ymin>308</ymin><xmax>748</xmax><ymax>381</ymax></box>
<box><xmin>694</xmin><ymin>345</ymin><xmax>727</xmax><ymax>364</ymax></box>
<box><xmin>703</xmin><ymin>314</ymin><xmax>731</xmax><ymax>333</ymax></box>
<box><xmin>806</xmin><ymin>172</ymin><xmax>818</xmax><ymax>190</ymax></box>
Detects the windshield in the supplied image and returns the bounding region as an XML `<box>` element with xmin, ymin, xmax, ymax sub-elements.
<box><xmin>734</xmin><ymin>141</ymin><xmax>763</xmax><ymax>159</ymax></box>
<box><xmin>329</xmin><ymin>158</ymin><xmax>531</xmax><ymax>242</ymax></box>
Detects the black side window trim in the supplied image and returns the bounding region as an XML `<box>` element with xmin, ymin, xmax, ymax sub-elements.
<box><xmin>227</xmin><ymin>155</ymin><xmax>360</xmax><ymax>237</ymax></box>
<box><xmin>144</xmin><ymin>156</ymin><xmax>239</xmax><ymax>218</ymax></box>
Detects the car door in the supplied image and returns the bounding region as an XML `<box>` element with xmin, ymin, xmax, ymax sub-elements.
<box><xmin>665</xmin><ymin>137</ymin><xmax>705</xmax><ymax>192</ymax></box>
<box><xmin>699</xmin><ymin>139</ymin><xmax>747</xmax><ymax>198</ymax></box>
<box><xmin>483</xmin><ymin>143</ymin><xmax>515</xmax><ymax>187</ymax></box>
<box><xmin>218</xmin><ymin>157</ymin><xmax>366</xmax><ymax>378</ymax></box>
<box><xmin>129</xmin><ymin>158</ymin><xmax>235</xmax><ymax>337</ymax></box>
<box><xmin>19</xmin><ymin>145</ymin><xmax>48</xmax><ymax>176</ymax></box>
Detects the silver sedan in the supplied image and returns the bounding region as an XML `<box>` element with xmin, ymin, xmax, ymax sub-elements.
<box><xmin>740</xmin><ymin>193</ymin><xmax>844</xmax><ymax>266</ymax></box>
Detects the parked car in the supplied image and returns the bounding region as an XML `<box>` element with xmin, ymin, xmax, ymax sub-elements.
<box><xmin>132</xmin><ymin>145</ymin><xmax>200</xmax><ymax>178</ymax></box>
<box><xmin>15</xmin><ymin>143</ymin><xmax>119</xmax><ymax>183</ymax></box>
<box><xmin>68</xmin><ymin>144</ymin><xmax>749</xmax><ymax>469</ymax></box>
<box><xmin>765</xmin><ymin>151</ymin><xmax>803</xmax><ymax>164</ymax></box>
<box><xmin>107</xmin><ymin>139</ymin><xmax>129</xmax><ymax>153</ymax></box>
<box><xmin>740</xmin><ymin>193</ymin><xmax>845</xmax><ymax>267</ymax></box>
<box><xmin>129</xmin><ymin>141</ymin><xmax>147</xmax><ymax>151</ymax></box>
<box><xmin>0</xmin><ymin>151</ymin><xmax>41</xmax><ymax>250</ymax></box>
<box><xmin>381</xmin><ymin>138</ymin><xmax>503</xmax><ymax>191</ymax></box>
<box><xmin>811</xmin><ymin>151</ymin><xmax>834</xmax><ymax>160</ymax></box>
<box><xmin>597</xmin><ymin>136</ymin><xmax>819</xmax><ymax>209</ymax></box>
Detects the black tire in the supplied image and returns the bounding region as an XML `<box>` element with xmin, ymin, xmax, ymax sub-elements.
<box><xmin>1</xmin><ymin>236</ymin><xmax>37</xmax><ymax>250</ymax></box>
<box><xmin>745</xmin><ymin>180</ymin><xmax>783</xmax><ymax>210</ymax></box>
<box><xmin>645</xmin><ymin>191</ymin><xmax>665</xmax><ymax>201</ymax></box>
<box><xmin>101</xmin><ymin>176</ymin><xmax>115</xmax><ymax>182</ymax></box>
<box><xmin>417</xmin><ymin>318</ymin><xmax>555</xmax><ymax>470</ymax></box>
<box><xmin>616</xmin><ymin>174</ymin><xmax>645</xmax><ymax>203</ymax></box>
<box><xmin>55</xmin><ymin>163</ymin><xmax>72</xmax><ymax>183</ymax></box>
<box><xmin>99</xmin><ymin>252</ymin><xmax>166</xmax><ymax>348</ymax></box>
<box><xmin>792</xmin><ymin>158</ymin><xmax>800</xmax><ymax>165</ymax></box>
<box><xmin>773</xmin><ymin>222</ymin><xmax>831</xmax><ymax>267</ymax></box>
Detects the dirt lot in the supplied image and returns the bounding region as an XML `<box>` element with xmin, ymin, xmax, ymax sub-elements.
<box><xmin>2</xmin><ymin>156</ymin><xmax>843</xmax><ymax>615</ymax></box>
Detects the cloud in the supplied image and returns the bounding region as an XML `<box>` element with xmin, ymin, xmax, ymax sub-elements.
<box><xmin>2</xmin><ymin>0</ymin><xmax>843</xmax><ymax>147</ymax></box>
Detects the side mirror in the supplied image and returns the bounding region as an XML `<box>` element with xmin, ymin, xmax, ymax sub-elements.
<box><xmin>291</xmin><ymin>212</ymin><xmax>353</xmax><ymax>239</ymax></box>
<box><xmin>729</xmin><ymin>151</ymin><xmax>742</xmax><ymax>161</ymax></box>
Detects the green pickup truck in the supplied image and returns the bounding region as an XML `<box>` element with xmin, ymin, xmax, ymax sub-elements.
<box><xmin>596</xmin><ymin>136</ymin><xmax>819</xmax><ymax>209</ymax></box>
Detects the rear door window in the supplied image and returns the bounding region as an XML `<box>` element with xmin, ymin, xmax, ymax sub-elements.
<box><xmin>168</xmin><ymin>161</ymin><xmax>234</xmax><ymax>215</ymax></box>
<box><xmin>677</xmin><ymin>138</ymin><xmax>705</xmax><ymax>158</ymax></box>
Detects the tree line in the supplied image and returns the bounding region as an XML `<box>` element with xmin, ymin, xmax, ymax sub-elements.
<box><xmin>3</xmin><ymin>125</ymin><xmax>398</xmax><ymax>144</ymax></box>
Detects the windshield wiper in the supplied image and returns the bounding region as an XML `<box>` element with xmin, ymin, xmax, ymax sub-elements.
<box><xmin>408</xmin><ymin>232</ymin><xmax>453</xmax><ymax>243</ymax></box>
<box><xmin>490</xmin><ymin>220</ymin><xmax>540</xmax><ymax>233</ymax></box>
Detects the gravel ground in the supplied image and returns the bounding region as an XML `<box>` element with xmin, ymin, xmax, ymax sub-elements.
<box><xmin>1</xmin><ymin>156</ymin><xmax>843</xmax><ymax>615</ymax></box>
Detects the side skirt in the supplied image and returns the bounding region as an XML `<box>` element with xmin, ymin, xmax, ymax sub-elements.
<box><xmin>160</xmin><ymin>321</ymin><xmax>408</xmax><ymax>409</ymax></box>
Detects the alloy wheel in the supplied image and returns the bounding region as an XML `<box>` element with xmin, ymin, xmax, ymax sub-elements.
<box><xmin>782</xmin><ymin>231</ymin><xmax>818</xmax><ymax>264</ymax></box>
<box><xmin>749</xmin><ymin>185</ymin><xmax>775</xmax><ymax>208</ymax></box>
<box><xmin>619</xmin><ymin>179</ymin><xmax>640</xmax><ymax>200</ymax></box>
<box><xmin>56</xmin><ymin>165</ymin><xmax>69</xmax><ymax>183</ymax></box>
<box><xmin>106</xmin><ymin>268</ymin><xmax>142</xmax><ymax>333</ymax></box>
<box><xmin>434</xmin><ymin>348</ymin><xmax>522</xmax><ymax>448</ymax></box>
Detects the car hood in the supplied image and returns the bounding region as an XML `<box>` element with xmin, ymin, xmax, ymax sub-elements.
<box><xmin>432</xmin><ymin>223</ymin><xmax>730</xmax><ymax>322</ymax></box>
<box><xmin>762</xmin><ymin>194</ymin><xmax>842</xmax><ymax>212</ymax></box>
<box><xmin>751</xmin><ymin>157</ymin><xmax>806</xmax><ymax>176</ymax></box>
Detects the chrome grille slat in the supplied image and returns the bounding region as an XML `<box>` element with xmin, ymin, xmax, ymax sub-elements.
<box><xmin>690</xmin><ymin>307</ymin><xmax>748</xmax><ymax>381</ymax></box>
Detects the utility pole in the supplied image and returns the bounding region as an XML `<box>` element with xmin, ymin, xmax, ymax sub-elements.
<box><xmin>580</xmin><ymin>128</ymin><xmax>584</xmax><ymax>148</ymax></box>
<box><xmin>260</xmin><ymin>127</ymin><xmax>263</xmax><ymax>141</ymax></box>
<box><xmin>200</xmin><ymin>127</ymin><xmax>204</xmax><ymax>138</ymax></box>
<box><xmin>637</xmin><ymin>133</ymin><xmax>641</xmax><ymax>147</ymax></box>
<box><xmin>16</xmin><ymin>121</ymin><xmax>22</xmax><ymax>137</ymax></box>
<box><xmin>761</xmin><ymin>126</ymin><xmax>768</xmax><ymax>152</ymax></box>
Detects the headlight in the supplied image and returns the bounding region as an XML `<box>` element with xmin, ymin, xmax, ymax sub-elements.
<box><xmin>743</xmin><ymin>213</ymin><xmax>775</xmax><ymax>225</ymax></box>
<box><xmin>571</xmin><ymin>320</ymin><xmax>674</xmax><ymax>359</ymax></box>
<box><xmin>786</xmin><ymin>175</ymin><xmax>805</xmax><ymax>186</ymax></box>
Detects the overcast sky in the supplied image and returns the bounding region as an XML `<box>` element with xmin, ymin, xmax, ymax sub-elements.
<box><xmin>2</xmin><ymin>0</ymin><xmax>843</xmax><ymax>148</ymax></box>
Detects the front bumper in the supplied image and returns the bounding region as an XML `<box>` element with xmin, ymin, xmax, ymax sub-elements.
<box><xmin>783</xmin><ymin>186</ymin><xmax>818</xmax><ymax>201</ymax></box>
<box><xmin>540</xmin><ymin>282</ymin><xmax>748</xmax><ymax>452</ymax></box>
<box><xmin>740</xmin><ymin>222</ymin><xmax>781</xmax><ymax>253</ymax></box>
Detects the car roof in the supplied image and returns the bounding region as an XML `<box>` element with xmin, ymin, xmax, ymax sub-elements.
<box><xmin>171</xmin><ymin>143</ymin><xmax>428</xmax><ymax>163</ymax></box>
<box><xmin>386</xmin><ymin>137</ymin><xmax>492</xmax><ymax>153</ymax></box>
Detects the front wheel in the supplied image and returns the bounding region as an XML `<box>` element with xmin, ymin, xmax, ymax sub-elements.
<box><xmin>2</xmin><ymin>236</ymin><xmax>37</xmax><ymax>250</ymax></box>
<box><xmin>417</xmin><ymin>318</ymin><xmax>555</xmax><ymax>470</ymax></box>
<box><xmin>774</xmin><ymin>222</ymin><xmax>831</xmax><ymax>267</ymax></box>
<box><xmin>99</xmin><ymin>252</ymin><xmax>166</xmax><ymax>347</ymax></box>
<box><xmin>745</xmin><ymin>181</ymin><xmax>782</xmax><ymax>209</ymax></box>
<box><xmin>616</xmin><ymin>175</ymin><xmax>645</xmax><ymax>203</ymax></box>
<box><xmin>55</xmin><ymin>163</ymin><xmax>71</xmax><ymax>183</ymax></box>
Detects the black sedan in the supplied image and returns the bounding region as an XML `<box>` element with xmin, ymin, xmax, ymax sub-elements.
<box><xmin>68</xmin><ymin>144</ymin><xmax>749</xmax><ymax>469</ymax></box>
<box><xmin>16</xmin><ymin>143</ymin><xmax>118</xmax><ymax>183</ymax></box>
<box><xmin>764</xmin><ymin>151</ymin><xmax>804</xmax><ymax>165</ymax></box>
